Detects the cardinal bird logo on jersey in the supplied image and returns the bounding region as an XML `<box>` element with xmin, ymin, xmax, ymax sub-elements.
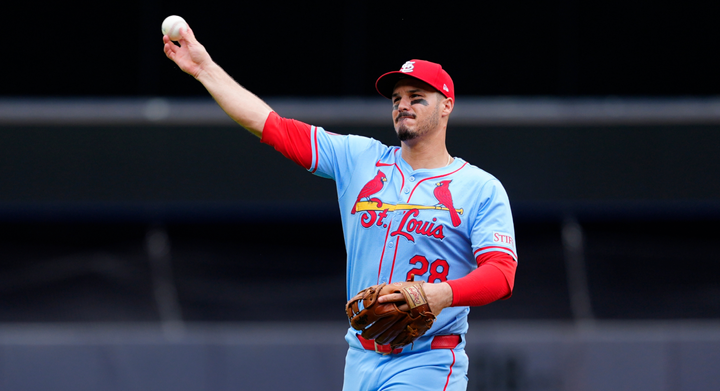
<box><xmin>351</xmin><ymin>171</ymin><xmax>387</xmax><ymax>214</ymax></box>
<box><xmin>434</xmin><ymin>180</ymin><xmax>462</xmax><ymax>227</ymax></box>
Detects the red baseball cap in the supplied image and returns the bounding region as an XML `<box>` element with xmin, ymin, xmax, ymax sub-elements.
<box><xmin>375</xmin><ymin>59</ymin><xmax>455</xmax><ymax>101</ymax></box>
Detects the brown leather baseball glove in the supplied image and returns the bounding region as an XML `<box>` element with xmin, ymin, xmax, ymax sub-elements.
<box><xmin>345</xmin><ymin>277</ymin><xmax>436</xmax><ymax>351</ymax></box>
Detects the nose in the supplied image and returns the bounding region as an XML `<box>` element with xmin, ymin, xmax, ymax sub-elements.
<box><xmin>395</xmin><ymin>96</ymin><xmax>411</xmax><ymax>111</ymax></box>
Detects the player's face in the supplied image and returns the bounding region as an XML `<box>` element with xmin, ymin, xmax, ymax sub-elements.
<box><xmin>391</xmin><ymin>79</ymin><xmax>444</xmax><ymax>142</ymax></box>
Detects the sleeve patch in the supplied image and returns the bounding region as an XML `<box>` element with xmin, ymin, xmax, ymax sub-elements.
<box><xmin>493</xmin><ymin>232</ymin><xmax>515</xmax><ymax>247</ymax></box>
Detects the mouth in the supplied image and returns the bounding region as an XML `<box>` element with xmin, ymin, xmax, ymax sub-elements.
<box><xmin>395</xmin><ymin>113</ymin><xmax>416</xmax><ymax>123</ymax></box>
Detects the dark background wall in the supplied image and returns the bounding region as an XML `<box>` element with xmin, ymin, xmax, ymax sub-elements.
<box><xmin>1</xmin><ymin>123</ymin><xmax>719</xmax><ymax>205</ymax></box>
<box><xmin>4</xmin><ymin>1</ymin><xmax>719</xmax><ymax>98</ymax></box>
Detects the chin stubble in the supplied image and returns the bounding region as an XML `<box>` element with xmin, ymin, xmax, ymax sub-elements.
<box><xmin>396</xmin><ymin>104</ymin><xmax>440</xmax><ymax>142</ymax></box>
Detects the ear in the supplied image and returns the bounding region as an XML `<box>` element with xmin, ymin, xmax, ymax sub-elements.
<box><xmin>439</xmin><ymin>95</ymin><xmax>454</xmax><ymax>117</ymax></box>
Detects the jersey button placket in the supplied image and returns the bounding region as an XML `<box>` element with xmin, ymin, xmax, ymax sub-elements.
<box><xmin>379</xmin><ymin>213</ymin><xmax>399</xmax><ymax>284</ymax></box>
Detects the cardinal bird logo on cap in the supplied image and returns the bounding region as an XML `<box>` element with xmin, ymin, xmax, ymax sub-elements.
<box><xmin>433</xmin><ymin>180</ymin><xmax>461</xmax><ymax>227</ymax></box>
<box><xmin>351</xmin><ymin>171</ymin><xmax>387</xmax><ymax>214</ymax></box>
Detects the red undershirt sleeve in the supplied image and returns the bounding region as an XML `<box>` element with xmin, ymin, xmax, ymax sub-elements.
<box><xmin>260</xmin><ymin>111</ymin><xmax>313</xmax><ymax>169</ymax></box>
<box><xmin>447</xmin><ymin>251</ymin><xmax>517</xmax><ymax>307</ymax></box>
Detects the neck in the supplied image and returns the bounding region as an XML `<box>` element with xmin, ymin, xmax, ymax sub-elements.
<box><xmin>400</xmin><ymin>128</ymin><xmax>452</xmax><ymax>170</ymax></box>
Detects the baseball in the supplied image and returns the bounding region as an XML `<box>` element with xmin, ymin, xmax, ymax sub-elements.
<box><xmin>162</xmin><ymin>15</ymin><xmax>187</xmax><ymax>41</ymax></box>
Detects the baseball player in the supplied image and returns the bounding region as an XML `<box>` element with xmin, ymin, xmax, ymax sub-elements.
<box><xmin>164</xmin><ymin>25</ymin><xmax>517</xmax><ymax>391</ymax></box>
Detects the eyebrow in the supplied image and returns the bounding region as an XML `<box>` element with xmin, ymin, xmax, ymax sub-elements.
<box><xmin>391</xmin><ymin>89</ymin><xmax>425</xmax><ymax>98</ymax></box>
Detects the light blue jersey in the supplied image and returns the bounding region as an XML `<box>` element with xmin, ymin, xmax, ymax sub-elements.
<box><xmin>307</xmin><ymin>127</ymin><xmax>517</xmax><ymax>346</ymax></box>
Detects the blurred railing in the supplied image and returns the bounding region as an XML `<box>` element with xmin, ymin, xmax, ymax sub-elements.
<box><xmin>3</xmin><ymin>96</ymin><xmax>720</xmax><ymax>126</ymax></box>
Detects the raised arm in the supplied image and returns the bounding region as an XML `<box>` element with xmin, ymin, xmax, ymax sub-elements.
<box><xmin>163</xmin><ymin>25</ymin><xmax>272</xmax><ymax>137</ymax></box>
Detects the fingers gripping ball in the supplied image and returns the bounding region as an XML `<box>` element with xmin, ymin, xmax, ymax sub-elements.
<box><xmin>345</xmin><ymin>279</ymin><xmax>436</xmax><ymax>351</ymax></box>
<box><xmin>162</xmin><ymin>15</ymin><xmax>187</xmax><ymax>41</ymax></box>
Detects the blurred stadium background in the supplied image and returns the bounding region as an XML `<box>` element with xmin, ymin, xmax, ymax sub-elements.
<box><xmin>1</xmin><ymin>1</ymin><xmax>719</xmax><ymax>390</ymax></box>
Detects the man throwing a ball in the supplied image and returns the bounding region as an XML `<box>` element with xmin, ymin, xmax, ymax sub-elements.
<box><xmin>164</xmin><ymin>22</ymin><xmax>518</xmax><ymax>391</ymax></box>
